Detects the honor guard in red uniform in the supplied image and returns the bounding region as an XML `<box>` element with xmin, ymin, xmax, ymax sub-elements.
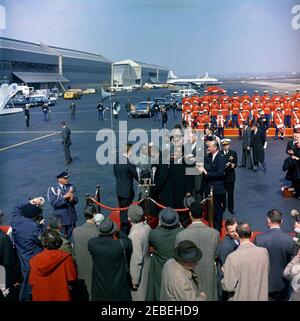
<box><xmin>283</xmin><ymin>97</ymin><xmax>293</xmax><ymax>128</ymax></box>
<box><xmin>262</xmin><ymin>97</ymin><xmax>272</xmax><ymax>128</ymax></box>
<box><xmin>292</xmin><ymin>89</ymin><xmax>300</xmax><ymax>102</ymax></box>
<box><xmin>192</xmin><ymin>101</ymin><xmax>200</xmax><ymax>120</ymax></box>
<box><xmin>272</xmin><ymin>91</ymin><xmax>282</xmax><ymax>103</ymax></box>
<box><xmin>241</xmin><ymin>100</ymin><xmax>251</xmax><ymax>112</ymax></box>
<box><xmin>202</xmin><ymin>101</ymin><xmax>210</xmax><ymax>114</ymax></box>
<box><xmin>221</xmin><ymin>90</ymin><xmax>231</xmax><ymax>102</ymax></box>
<box><xmin>210</xmin><ymin>99</ymin><xmax>219</xmax><ymax>128</ymax></box>
<box><xmin>221</xmin><ymin>98</ymin><xmax>230</xmax><ymax>128</ymax></box>
<box><xmin>182</xmin><ymin>101</ymin><xmax>191</xmax><ymax>114</ymax></box>
<box><xmin>202</xmin><ymin>90</ymin><xmax>211</xmax><ymax>103</ymax></box>
<box><xmin>273</xmin><ymin>107</ymin><xmax>285</xmax><ymax>140</ymax></box>
<box><xmin>251</xmin><ymin>90</ymin><xmax>260</xmax><ymax>103</ymax></box>
<box><xmin>194</xmin><ymin>111</ymin><xmax>205</xmax><ymax>130</ymax></box>
<box><xmin>283</xmin><ymin>91</ymin><xmax>290</xmax><ymax>103</ymax></box>
<box><xmin>251</xmin><ymin>98</ymin><xmax>261</xmax><ymax>123</ymax></box>
<box><xmin>294</xmin><ymin>97</ymin><xmax>300</xmax><ymax>109</ymax></box>
<box><xmin>241</xmin><ymin>90</ymin><xmax>251</xmax><ymax>103</ymax></box>
<box><xmin>202</xmin><ymin>110</ymin><xmax>211</xmax><ymax>128</ymax></box>
<box><xmin>261</xmin><ymin>90</ymin><xmax>270</xmax><ymax>103</ymax></box>
<box><xmin>232</xmin><ymin>91</ymin><xmax>240</xmax><ymax>103</ymax></box>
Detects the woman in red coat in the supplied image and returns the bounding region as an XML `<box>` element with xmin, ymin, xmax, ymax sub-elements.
<box><xmin>29</xmin><ymin>229</ymin><xmax>77</xmax><ymax>301</ymax></box>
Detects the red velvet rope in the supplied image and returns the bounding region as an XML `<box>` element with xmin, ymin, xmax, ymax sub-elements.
<box><xmin>88</xmin><ymin>197</ymin><xmax>189</xmax><ymax>212</ymax></box>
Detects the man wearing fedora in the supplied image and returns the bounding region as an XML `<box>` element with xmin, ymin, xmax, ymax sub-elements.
<box><xmin>221</xmin><ymin>139</ymin><xmax>237</xmax><ymax>215</ymax></box>
<box><xmin>47</xmin><ymin>170</ymin><xmax>78</xmax><ymax>240</ymax></box>
<box><xmin>175</xmin><ymin>202</ymin><xmax>219</xmax><ymax>301</ymax></box>
<box><xmin>161</xmin><ymin>240</ymin><xmax>206</xmax><ymax>301</ymax></box>
<box><xmin>88</xmin><ymin>218</ymin><xmax>133</xmax><ymax>301</ymax></box>
<box><xmin>128</xmin><ymin>205</ymin><xmax>151</xmax><ymax>301</ymax></box>
<box><xmin>146</xmin><ymin>208</ymin><xmax>183</xmax><ymax>301</ymax></box>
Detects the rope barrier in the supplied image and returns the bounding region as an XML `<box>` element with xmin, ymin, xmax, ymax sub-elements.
<box><xmin>88</xmin><ymin>197</ymin><xmax>144</xmax><ymax>211</ymax></box>
<box><xmin>88</xmin><ymin>196</ymin><xmax>189</xmax><ymax>212</ymax></box>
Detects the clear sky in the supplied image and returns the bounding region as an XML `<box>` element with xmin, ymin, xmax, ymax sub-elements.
<box><xmin>1</xmin><ymin>0</ymin><xmax>300</xmax><ymax>75</ymax></box>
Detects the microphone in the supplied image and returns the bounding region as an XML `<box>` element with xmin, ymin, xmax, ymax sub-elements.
<box><xmin>136</xmin><ymin>167</ymin><xmax>141</xmax><ymax>182</ymax></box>
<box><xmin>152</xmin><ymin>167</ymin><xmax>157</xmax><ymax>183</ymax></box>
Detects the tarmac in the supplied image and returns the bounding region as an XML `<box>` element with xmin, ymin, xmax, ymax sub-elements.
<box><xmin>0</xmin><ymin>85</ymin><xmax>298</xmax><ymax>233</ymax></box>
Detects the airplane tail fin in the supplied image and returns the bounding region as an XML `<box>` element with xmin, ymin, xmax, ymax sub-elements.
<box><xmin>168</xmin><ymin>70</ymin><xmax>178</xmax><ymax>79</ymax></box>
<box><xmin>100</xmin><ymin>87</ymin><xmax>111</xmax><ymax>102</ymax></box>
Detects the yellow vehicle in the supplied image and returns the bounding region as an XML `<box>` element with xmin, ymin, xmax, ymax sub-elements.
<box><xmin>63</xmin><ymin>89</ymin><xmax>82</xmax><ymax>99</ymax></box>
<box><xmin>64</xmin><ymin>91</ymin><xmax>79</xmax><ymax>99</ymax></box>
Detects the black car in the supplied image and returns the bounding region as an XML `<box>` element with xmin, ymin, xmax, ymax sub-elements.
<box><xmin>153</xmin><ymin>97</ymin><xmax>168</xmax><ymax>110</ymax></box>
<box><xmin>28</xmin><ymin>96</ymin><xmax>50</xmax><ymax>107</ymax></box>
<box><xmin>131</xmin><ymin>101</ymin><xmax>155</xmax><ymax>118</ymax></box>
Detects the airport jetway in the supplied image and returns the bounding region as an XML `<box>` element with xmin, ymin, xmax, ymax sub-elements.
<box><xmin>0</xmin><ymin>83</ymin><xmax>23</xmax><ymax>115</ymax></box>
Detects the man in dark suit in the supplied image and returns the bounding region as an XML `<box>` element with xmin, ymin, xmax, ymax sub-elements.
<box><xmin>216</xmin><ymin>218</ymin><xmax>239</xmax><ymax>300</ymax></box>
<box><xmin>241</xmin><ymin>121</ymin><xmax>253</xmax><ymax>169</ymax></box>
<box><xmin>221</xmin><ymin>139</ymin><xmax>238</xmax><ymax>214</ymax></box>
<box><xmin>254</xmin><ymin>209</ymin><xmax>298</xmax><ymax>301</ymax></box>
<box><xmin>197</xmin><ymin>139</ymin><xmax>226</xmax><ymax>231</ymax></box>
<box><xmin>113</xmin><ymin>143</ymin><xmax>139</xmax><ymax>235</ymax></box>
<box><xmin>60</xmin><ymin>121</ymin><xmax>72</xmax><ymax>164</ymax></box>
<box><xmin>251</xmin><ymin>122</ymin><xmax>267</xmax><ymax>172</ymax></box>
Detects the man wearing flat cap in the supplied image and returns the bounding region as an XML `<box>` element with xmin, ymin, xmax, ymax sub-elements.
<box><xmin>47</xmin><ymin>170</ymin><xmax>78</xmax><ymax>240</ymax></box>
<box><xmin>161</xmin><ymin>240</ymin><xmax>206</xmax><ymax>301</ymax></box>
<box><xmin>221</xmin><ymin>139</ymin><xmax>237</xmax><ymax>214</ymax></box>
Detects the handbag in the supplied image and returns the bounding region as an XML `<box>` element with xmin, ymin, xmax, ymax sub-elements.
<box><xmin>119</xmin><ymin>239</ymin><xmax>134</xmax><ymax>291</ymax></box>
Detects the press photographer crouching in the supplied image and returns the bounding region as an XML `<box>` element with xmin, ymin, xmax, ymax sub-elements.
<box><xmin>11</xmin><ymin>197</ymin><xmax>45</xmax><ymax>301</ymax></box>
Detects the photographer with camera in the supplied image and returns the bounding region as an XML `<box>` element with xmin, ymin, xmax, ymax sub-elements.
<box><xmin>11</xmin><ymin>197</ymin><xmax>45</xmax><ymax>301</ymax></box>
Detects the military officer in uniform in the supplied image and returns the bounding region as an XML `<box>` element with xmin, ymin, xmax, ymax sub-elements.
<box><xmin>221</xmin><ymin>139</ymin><xmax>238</xmax><ymax>214</ymax></box>
<box><xmin>24</xmin><ymin>104</ymin><xmax>30</xmax><ymax>127</ymax></box>
<box><xmin>60</xmin><ymin>121</ymin><xmax>72</xmax><ymax>164</ymax></box>
<box><xmin>47</xmin><ymin>170</ymin><xmax>78</xmax><ymax>240</ymax></box>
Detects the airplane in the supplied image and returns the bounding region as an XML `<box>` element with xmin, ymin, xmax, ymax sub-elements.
<box><xmin>0</xmin><ymin>83</ymin><xmax>24</xmax><ymax>115</ymax></box>
<box><xmin>167</xmin><ymin>71</ymin><xmax>221</xmax><ymax>86</ymax></box>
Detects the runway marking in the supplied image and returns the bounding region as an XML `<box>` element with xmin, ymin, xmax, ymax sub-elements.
<box><xmin>0</xmin><ymin>132</ymin><xmax>60</xmax><ymax>152</ymax></box>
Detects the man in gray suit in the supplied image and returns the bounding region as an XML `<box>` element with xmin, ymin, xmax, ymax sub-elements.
<box><xmin>241</xmin><ymin>121</ymin><xmax>253</xmax><ymax>169</ymax></box>
<box><xmin>73</xmin><ymin>205</ymin><xmax>99</xmax><ymax>300</ymax></box>
<box><xmin>175</xmin><ymin>202</ymin><xmax>220</xmax><ymax>301</ymax></box>
<box><xmin>60</xmin><ymin>121</ymin><xmax>72</xmax><ymax>164</ymax></box>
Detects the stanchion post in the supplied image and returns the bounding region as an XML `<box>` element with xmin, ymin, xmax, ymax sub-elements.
<box><xmin>207</xmin><ymin>186</ymin><xmax>214</xmax><ymax>228</ymax></box>
<box><xmin>95</xmin><ymin>185</ymin><xmax>101</xmax><ymax>213</ymax></box>
<box><xmin>85</xmin><ymin>193</ymin><xmax>90</xmax><ymax>206</ymax></box>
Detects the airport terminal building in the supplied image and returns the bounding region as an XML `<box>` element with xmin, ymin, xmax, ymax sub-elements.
<box><xmin>112</xmin><ymin>59</ymin><xmax>169</xmax><ymax>87</ymax></box>
<box><xmin>0</xmin><ymin>37</ymin><xmax>112</xmax><ymax>90</ymax></box>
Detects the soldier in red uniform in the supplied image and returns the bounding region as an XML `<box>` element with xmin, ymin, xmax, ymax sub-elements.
<box><xmin>231</xmin><ymin>97</ymin><xmax>240</xmax><ymax>128</ymax></box>
<box><xmin>241</xmin><ymin>100</ymin><xmax>251</xmax><ymax>112</ymax></box>
<box><xmin>221</xmin><ymin>90</ymin><xmax>230</xmax><ymax>102</ymax></box>
<box><xmin>210</xmin><ymin>99</ymin><xmax>219</xmax><ymax>128</ymax></box>
<box><xmin>272</xmin><ymin>91</ymin><xmax>282</xmax><ymax>103</ymax></box>
<box><xmin>241</xmin><ymin>90</ymin><xmax>251</xmax><ymax>103</ymax></box>
<box><xmin>283</xmin><ymin>97</ymin><xmax>293</xmax><ymax>128</ymax></box>
<box><xmin>262</xmin><ymin>97</ymin><xmax>272</xmax><ymax>128</ymax></box>
<box><xmin>232</xmin><ymin>91</ymin><xmax>240</xmax><ymax>103</ymax></box>
<box><xmin>292</xmin><ymin>88</ymin><xmax>300</xmax><ymax>102</ymax></box>
<box><xmin>283</xmin><ymin>91</ymin><xmax>290</xmax><ymax>103</ymax></box>
<box><xmin>261</xmin><ymin>90</ymin><xmax>270</xmax><ymax>103</ymax></box>
<box><xmin>273</xmin><ymin>107</ymin><xmax>285</xmax><ymax>140</ymax></box>
<box><xmin>220</xmin><ymin>98</ymin><xmax>230</xmax><ymax>128</ymax></box>
<box><xmin>202</xmin><ymin>90</ymin><xmax>211</xmax><ymax>103</ymax></box>
<box><xmin>251</xmin><ymin>90</ymin><xmax>260</xmax><ymax>103</ymax></box>
<box><xmin>292</xmin><ymin>107</ymin><xmax>300</xmax><ymax>130</ymax></box>
<box><xmin>251</xmin><ymin>98</ymin><xmax>261</xmax><ymax>123</ymax></box>
<box><xmin>293</xmin><ymin>97</ymin><xmax>300</xmax><ymax>110</ymax></box>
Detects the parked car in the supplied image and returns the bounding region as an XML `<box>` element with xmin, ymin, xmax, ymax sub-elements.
<box><xmin>131</xmin><ymin>101</ymin><xmax>155</xmax><ymax>118</ymax></box>
<box><xmin>48</xmin><ymin>93</ymin><xmax>57</xmax><ymax>105</ymax></box>
<box><xmin>64</xmin><ymin>90</ymin><xmax>81</xmax><ymax>99</ymax></box>
<box><xmin>82</xmin><ymin>88</ymin><xmax>96</xmax><ymax>94</ymax></box>
<box><xmin>153</xmin><ymin>97</ymin><xmax>168</xmax><ymax>110</ymax></box>
<box><xmin>28</xmin><ymin>95</ymin><xmax>49</xmax><ymax>107</ymax></box>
